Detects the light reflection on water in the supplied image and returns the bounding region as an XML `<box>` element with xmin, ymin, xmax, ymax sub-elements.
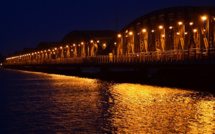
<box><xmin>109</xmin><ymin>84</ymin><xmax>215</xmax><ymax>133</ymax></box>
<box><xmin>0</xmin><ymin>69</ymin><xmax>214</xmax><ymax>133</ymax></box>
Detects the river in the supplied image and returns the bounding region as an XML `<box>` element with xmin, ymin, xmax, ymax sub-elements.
<box><xmin>0</xmin><ymin>69</ymin><xmax>214</xmax><ymax>133</ymax></box>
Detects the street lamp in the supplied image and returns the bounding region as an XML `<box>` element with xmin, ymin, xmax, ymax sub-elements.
<box><xmin>193</xmin><ymin>29</ymin><xmax>197</xmax><ymax>33</ymax></box>
<box><xmin>202</xmin><ymin>16</ymin><xmax>207</xmax><ymax>21</ymax></box>
<box><xmin>129</xmin><ymin>32</ymin><xmax>133</xmax><ymax>35</ymax></box>
<box><xmin>178</xmin><ymin>21</ymin><xmax>183</xmax><ymax>25</ymax></box>
<box><xmin>159</xmin><ymin>25</ymin><xmax>163</xmax><ymax>29</ymax></box>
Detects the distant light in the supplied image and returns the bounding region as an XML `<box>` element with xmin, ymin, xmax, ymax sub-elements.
<box><xmin>48</xmin><ymin>49</ymin><xmax>50</xmax><ymax>52</ymax></box>
<box><xmin>159</xmin><ymin>25</ymin><xmax>163</xmax><ymax>29</ymax></box>
<box><xmin>73</xmin><ymin>44</ymin><xmax>76</xmax><ymax>46</ymax></box>
<box><xmin>90</xmin><ymin>40</ymin><xmax>94</xmax><ymax>43</ymax></box>
<box><xmin>151</xmin><ymin>29</ymin><xmax>155</xmax><ymax>32</ymax></box>
<box><xmin>142</xmin><ymin>29</ymin><xmax>146</xmax><ymax>33</ymax></box>
<box><xmin>114</xmin><ymin>42</ymin><xmax>117</xmax><ymax>45</ymax></box>
<box><xmin>178</xmin><ymin>21</ymin><xmax>183</xmax><ymax>25</ymax></box>
<box><xmin>66</xmin><ymin>45</ymin><xmax>69</xmax><ymax>48</ymax></box>
<box><xmin>185</xmin><ymin>32</ymin><xmax>188</xmax><ymax>35</ymax></box>
<box><xmin>103</xmin><ymin>43</ymin><xmax>106</xmax><ymax>47</ymax></box>
<box><xmin>125</xmin><ymin>35</ymin><xmax>128</xmax><ymax>37</ymax></box>
<box><xmin>0</xmin><ymin>63</ymin><xmax>2</xmax><ymax>66</ymax></box>
<box><xmin>78</xmin><ymin>44</ymin><xmax>80</xmax><ymax>47</ymax></box>
<box><xmin>60</xmin><ymin>46</ymin><xmax>63</xmax><ymax>49</ymax></box>
<box><xmin>97</xmin><ymin>40</ymin><xmax>100</xmax><ymax>43</ymax></box>
<box><xmin>203</xmin><ymin>29</ymin><xmax>206</xmax><ymax>32</ymax></box>
<box><xmin>189</xmin><ymin>22</ymin><xmax>193</xmax><ymax>26</ymax></box>
<box><xmin>129</xmin><ymin>32</ymin><xmax>133</xmax><ymax>35</ymax></box>
<box><xmin>202</xmin><ymin>16</ymin><xmax>207</xmax><ymax>21</ymax></box>
<box><xmin>81</xmin><ymin>42</ymin><xmax>84</xmax><ymax>45</ymax></box>
<box><xmin>55</xmin><ymin>48</ymin><xmax>57</xmax><ymax>50</ymax></box>
<box><xmin>193</xmin><ymin>29</ymin><xmax>197</xmax><ymax>33</ymax></box>
<box><xmin>162</xmin><ymin>34</ymin><xmax>165</xmax><ymax>37</ymax></box>
<box><xmin>117</xmin><ymin>34</ymin><xmax>122</xmax><ymax>38</ymax></box>
<box><xmin>177</xmin><ymin>32</ymin><xmax>180</xmax><ymax>35</ymax></box>
<box><xmin>169</xmin><ymin>26</ymin><xmax>173</xmax><ymax>29</ymax></box>
<box><xmin>71</xmin><ymin>49</ymin><xmax>73</xmax><ymax>51</ymax></box>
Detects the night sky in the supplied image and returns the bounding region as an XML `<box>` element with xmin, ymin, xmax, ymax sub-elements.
<box><xmin>1</xmin><ymin>0</ymin><xmax>215</xmax><ymax>56</ymax></box>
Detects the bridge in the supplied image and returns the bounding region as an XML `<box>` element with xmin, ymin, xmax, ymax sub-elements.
<box><xmin>5</xmin><ymin>6</ymin><xmax>215</xmax><ymax>66</ymax></box>
<box><xmin>4</xmin><ymin>7</ymin><xmax>215</xmax><ymax>90</ymax></box>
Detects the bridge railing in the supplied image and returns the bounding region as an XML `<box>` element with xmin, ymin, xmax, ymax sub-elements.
<box><xmin>5</xmin><ymin>48</ymin><xmax>215</xmax><ymax>65</ymax></box>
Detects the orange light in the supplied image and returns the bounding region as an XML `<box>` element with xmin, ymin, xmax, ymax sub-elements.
<box><xmin>129</xmin><ymin>32</ymin><xmax>133</xmax><ymax>35</ymax></box>
<box><xmin>73</xmin><ymin>44</ymin><xmax>76</xmax><ymax>46</ymax></box>
<box><xmin>177</xmin><ymin>32</ymin><xmax>180</xmax><ymax>35</ymax></box>
<box><xmin>189</xmin><ymin>22</ymin><xmax>193</xmax><ymax>25</ymax></box>
<box><xmin>193</xmin><ymin>29</ymin><xmax>197</xmax><ymax>33</ymax></box>
<box><xmin>169</xmin><ymin>26</ymin><xmax>173</xmax><ymax>29</ymax></box>
<box><xmin>178</xmin><ymin>21</ymin><xmax>183</xmax><ymax>25</ymax></box>
<box><xmin>81</xmin><ymin>42</ymin><xmax>84</xmax><ymax>45</ymax></box>
<box><xmin>142</xmin><ymin>29</ymin><xmax>146</xmax><ymax>33</ymax></box>
<box><xmin>162</xmin><ymin>34</ymin><xmax>165</xmax><ymax>37</ymax></box>
<box><xmin>66</xmin><ymin>45</ymin><xmax>69</xmax><ymax>48</ymax></box>
<box><xmin>60</xmin><ymin>46</ymin><xmax>62</xmax><ymax>49</ymax></box>
<box><xmin>159</xmin><ymin>25</ymin><xmax>163</xmax><ymax>29</ymax></box>
<box><xmin>117</xmin><ymin>34</ymin><xmax>122</xmax><ymax>38</ymax></box>
<box><xmin>90</xmin><ymin>40</ymin><xmax>94</xmax><ymax>43</ymax></box>
<box><xmin>202</xmin><ymin>16</ymin><xmax>207</xmax><ymax>21</ymax></box>
<box><xmin>185</xmin><ymin>32</ymin><xmax>188</xmax><ymax>35</ymax></box>
<box><xmin>151</xmin><ymin>30</ymin><xmax>155</xmax><ymax>32</ymax></box>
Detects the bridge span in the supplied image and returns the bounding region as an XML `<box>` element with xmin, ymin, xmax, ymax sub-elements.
<box><xmin>4</xmin><ymin>6</ymin><xmax>215</xmax><ymax>91</ymax></box>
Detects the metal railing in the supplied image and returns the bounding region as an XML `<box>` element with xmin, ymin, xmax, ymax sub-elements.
<box><xmin>5</xmin><ymin>48</ymin><xmax>215</xmax><ymax>65</ymax></box>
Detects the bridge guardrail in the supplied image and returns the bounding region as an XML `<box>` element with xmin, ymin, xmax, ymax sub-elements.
<box><xmin>5</xmin><ymin>48</ymin><xmax>215</xmax><ymax>65</ymax></box>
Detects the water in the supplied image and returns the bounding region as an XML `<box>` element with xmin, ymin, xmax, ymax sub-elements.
<box><xmin>0</xmin><ymin>69</ymin><xmax>214</xmax><ymax>133</ymax></box>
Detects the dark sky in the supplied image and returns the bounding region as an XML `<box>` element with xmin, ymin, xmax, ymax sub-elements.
<box><xmin>1</xmin><ymin>0</ymin><xmax>215</xmax><ymax>56</ymax></box>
